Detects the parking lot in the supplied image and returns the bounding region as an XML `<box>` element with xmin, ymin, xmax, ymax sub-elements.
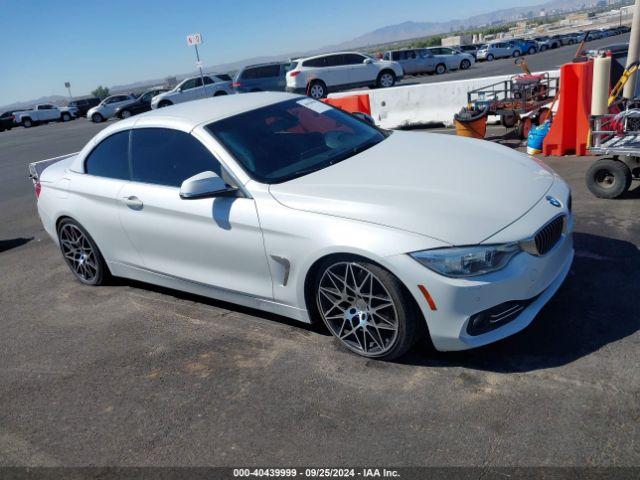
<box><xmin>1</xmin><ymin>120</ymin><xmax>639</xmax><ymax>467</ymax></box>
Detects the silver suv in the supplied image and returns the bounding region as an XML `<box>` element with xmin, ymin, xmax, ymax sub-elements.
<box><xmin>477</xmin><ymin>42</ymin><xmax>521</xmax><ymax>61</ymax></box>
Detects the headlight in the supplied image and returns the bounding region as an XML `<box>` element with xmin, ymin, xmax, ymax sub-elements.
<box><xmin>410</xmin><ymin>244</ymin><xmax>521</xmax><ymax>278</ymax></box>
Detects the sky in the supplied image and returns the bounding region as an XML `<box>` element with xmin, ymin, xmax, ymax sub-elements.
<box><xmin>0</xmin><ymin>0</ymin><xmax>544</xmax><ymax>106</ymax></box>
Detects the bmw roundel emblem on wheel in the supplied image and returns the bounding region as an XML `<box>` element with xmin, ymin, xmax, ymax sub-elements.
<box><xmin>30</xmin><ymin>92</ymin><xmax>574</xmax><ymax>359</ymax></box>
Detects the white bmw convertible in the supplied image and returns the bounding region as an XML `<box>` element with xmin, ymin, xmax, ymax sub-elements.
<box><xmin>29</xmin><ymin>92</ymin><xmax>573</xmax><ymax>359</ymax></box>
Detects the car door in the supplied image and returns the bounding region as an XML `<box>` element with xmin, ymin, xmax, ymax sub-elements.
<box><xmin>440</xmin><ymin>48</ymin><xmax>459</xmax><ymax>69</ymax></box>
<box><xmin>178</xmin><ymin>78</ymin><xmax>203</xmax><ymax>103</ymax></box>
<box><xmin>118</xmin><ymin>127</ymin><xmax>273</xmax><ymax>298</ymax></box>
<box><xmin>345</xmin><ymin>53</ymin><xmax>376</xmax><ymax>85</ymax></box>
<box><xmin>73</xmin><ymin>130</ymin><xmax>143</xmax><ymax>266</ymax></box>
<box><xmin>417</xmin><ymin>49</ymin><xmax>436</xmax><ymax>73</ymax></box>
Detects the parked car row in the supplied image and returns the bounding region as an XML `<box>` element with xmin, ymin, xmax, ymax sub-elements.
<box><xmin>382</xmin><ymin>47</ymin><xmax>474</xmax><ymax>76</ymax></box>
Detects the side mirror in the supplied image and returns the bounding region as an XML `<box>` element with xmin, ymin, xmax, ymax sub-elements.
<box><xmin>351</xmin><ymin>112</ymin><xmax>376</xmax><ymax>126</ymax></box>
<box><xmin>179</xmin><ymin>171</ymin><xmax>238</xmax><ymax>199</ymax></box>
<box><xmin>363</xmin><ymin>58</ymin><xmax>373</xmax><ymax>64</ymax></box>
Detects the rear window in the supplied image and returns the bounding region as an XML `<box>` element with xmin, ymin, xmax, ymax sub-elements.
<box><xmin>85</xmin><ymin>131</ymin><xmax>130</xmax><ymax>180</ymax></box>
<box><xmin>241</xmin><ymin>64</ymin><xmax>281</xmax><ymax>79</ymax></box>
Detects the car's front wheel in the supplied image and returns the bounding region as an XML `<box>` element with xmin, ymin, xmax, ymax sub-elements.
<box><xmin>314</xmin><ymin>257</ymin><xmax>420</xmax><ymax>360</ymax></box>
<box><xmin>57</xmin><ymin>218</ymin><xmax>110</xmax><ymax>286</ymax></box>
<box><xmin>91</xmin><ymin>113</ymin><xmax>103</xmax><ymax>123</ymax></box>
<box><xmin>120</xmin><ymin>109</ymin><xmax>132</xmax><ymax>119</ymax></box>
<box><xmin>528</xmin><ymin>47</ymin><xmax>537</xmax><ymax>55</ymax></box>
<box><xmin>22</xmin><ymin>118</ymin><xmax>33</xmax><ymax>128</ymax></box>
<box><xmin>460</xmin><ymin>59</ymin><xmax>471</xmax><ymax>70</ymax></box>
<box><xmin>377</xmin><ymin>70</ymin><xmax>396</xmax><ymax>88</ymax></box>
<box><xmin>61</xmin><ymin>113</ymin><xmax>71</xmax><ymax>122</ymax></box>
<box><xmin>435</xmin><ymin>63</ymin><xmax>447</xmax><ymax>74</ymax></box>
<box><xmin>513</xmin><ymin>50</ymin><xmax>521</xmax><ymax>58</ymax></box>
<box><xmin>486</xmin><ymin>54</ymin><xmax>494</xmax><ymax>61</ymax></box>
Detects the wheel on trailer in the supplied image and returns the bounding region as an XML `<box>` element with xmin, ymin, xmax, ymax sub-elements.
<box><xmin>586</xmin><ymin>158</ymin><xmax>632</xmax><ymax>199</ymax></box>
<box><xmin>500</xmin><ymin>111</ymin><xmax>519</xmax><ymax>128</ymax></box>
<box><xmin>517</xmin><ymin>117</ymin><xmax>533</xmax><ymax>140</ymax></box>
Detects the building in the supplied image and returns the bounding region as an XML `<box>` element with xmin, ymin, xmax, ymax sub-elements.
<box><xmin>441</xmin><ymin>34</ymin><xmax>473</xmax><ymax>47</ymax></box>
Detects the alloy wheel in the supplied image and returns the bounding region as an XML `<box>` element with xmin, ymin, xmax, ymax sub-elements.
<box><xmin>380</xmin><ymin>73</ymin><xmax>394</xmax><ymax>87</ymax></box>
<box><xmin>121</xmin><ymin>110</ymin><xmax>132</xmax><ymax>118</ymax></box>
<box><xmin>317</xmin><ymin>262</ymin><xmax>399</xmax><ymax>357</ymax></box>
<box><xmin>309</xmin><ymin>83</ymin><xmax>325</xmax><ymax>99</ymax></box>
<box><xmin>59</xmin><ymin>224</ymin><xmax>99</xmax><ymax>283</ymax></box>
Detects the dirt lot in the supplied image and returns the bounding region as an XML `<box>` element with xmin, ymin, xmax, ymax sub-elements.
<box><xmin>0</xmin><ymin>121</ymin><xmax>639</xmax><ymax>467</ymax></box>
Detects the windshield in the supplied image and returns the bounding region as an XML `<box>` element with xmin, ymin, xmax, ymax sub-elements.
<box><xmin>206</xmin><ymin>98</ymin><xmax>388</xmax><ymax>184</ymax></box>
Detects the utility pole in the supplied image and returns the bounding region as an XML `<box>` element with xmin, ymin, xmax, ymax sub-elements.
<box><xmin>623</xmin><ymin>0</ymin><xmax>640</xmax><ymax>99</ymax></box>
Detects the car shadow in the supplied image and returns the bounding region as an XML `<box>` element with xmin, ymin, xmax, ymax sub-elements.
<box><xmin>400</xmin><ymin>232</ymin><xmax>640</xmax><ymax>372</ymax></box>
<box><xmin>0</xmin><ymin>237</ymin><xmax>33</xmax><ymax>254</ymax></box>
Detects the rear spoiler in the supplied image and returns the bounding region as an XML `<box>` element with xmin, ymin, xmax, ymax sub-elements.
<box><xmin>28</xmin><ymin>152</ymin><xmax>78</xmax><ymax>182</ymax></box>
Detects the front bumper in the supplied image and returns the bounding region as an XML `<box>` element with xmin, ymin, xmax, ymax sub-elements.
<box><xmin>386</xmin><ymin>181</ymin><xmax>574</xmax><ymax>351</ymax></box>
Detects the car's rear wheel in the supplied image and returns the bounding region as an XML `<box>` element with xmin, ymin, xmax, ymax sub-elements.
<box><xmin>314</xmin><ymin>257</ymin><xmax>420</xmax><ymax>360</ymax></box>
<box><xmin>22</xmin><ymin>118</ymin><xmax>33</xmax><ymax>128</ymax></box>
<box><xmin>120</xmin><ymin>109</ymin><xmax>132</xmax><ymax>119</ymax></box>
<box><xmin>57</xmin><ymin>219</ymin><xmax>110</xmax><ymax>286</ymax></box>
<box><xmin>513</xmin><ymin>50</ymin><xmax>521</xmax><ymax>58</ymax></box>
<box><xmin>435</xmin><ymin>63</ymin><xmax>446</xmax><ymax>74</ymax></box>
<box><xmin>308</xmin><ymin>80</ymin><xmax>327</xmax><ymax>99</ymax></box>
<box><xmin>460</xmin><ymin>59</ymin><xmax>471</xmax><ymax>70</ymax></box>
<box><xmin>486</xmin><ymin>54</ymin><xmax>494</xmax><ymax>62</ymax></box>
<box><xmin>91</xmin><ymin>113</ymin><xmax>103</xmax><ymax>123</ymax></box>
<box><xmin>528</xmin><ymin>47</ymin><xmax>537</xmax><ymax>55</ymax></box>
<box><xmin>61</xmin><ymin>113</ymin><xmax>71</xmax><ymax>122</ymax></box>
<box><xmin>377</xmin><ymin>70</ymin><xmax>396</xmax><ymax>88</ymax></box>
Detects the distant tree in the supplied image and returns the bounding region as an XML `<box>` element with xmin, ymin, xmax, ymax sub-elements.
<box><xmin>91</xmin><ymin>85</ymin><xmax>110</xmax><ymax>100</ymax></box>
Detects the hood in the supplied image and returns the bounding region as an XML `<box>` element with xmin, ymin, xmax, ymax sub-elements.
<box><xmin>268</xmin><ymin>131</ymin><xmax>554</xmax><ymax>245</ymax></box>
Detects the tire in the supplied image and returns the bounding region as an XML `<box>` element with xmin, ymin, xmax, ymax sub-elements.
<box><xmin>513</xmin><ymin>50</ymin><xmax>521</xmax><ymax>58</ymax></box>
<box><xmin>307</xmin><ymin>80</ymin><xmax>327</xmax><ymax>99</ymax></box>
<box><xmin>460</xmin><ymin>59</ymin><xmax>471</xmax><ymax>70</ymax></box>
<box><xmin>91</xmin><ymin>113</ymin><xmax>103</xmax><ymax>123</ymax></box>
<box><xmin>540</xmin><ymin>46</ymin><xmax>547</xmax><ymax>52</ymax></box>
<box><xmin>57</xmin><ymin>218</ymin><xmax>110</xmax><ymax>286</ymax></box>
<box><xmin>528</xmin><ymin>47</ymin><xmax>537</xmax><ymax>55</ymax></box>
<box><xmin>500</xmin><ymin>111</ymin><xmax>519</xmax><ymax>128</ymax></box>
<box><xmin>61</xmin><ymin>113</ymin><xmax>71</xmax><ymax>122</ymax></box>
<box><xmin>435</xmin><ymin>63</ymin><xmax>447</xmax><ymax>75</ymax></box>
<box><xmin>586</xmin><ymin>159</ymin><xmax>632</xmax><ymax>199</ymax></box>
<box><xmin>486</xmin><ymin>54</ymin><xmax>494</xmax><ymax>62</ymax></box>
<box><xmin>313</xmin><ymin>256</ymin><xmax>420</xmax><ymax>360</ymax></box>
<box><xmin>213</xmin><ymin>90</ymin><xmax>228</xmax><ymax>97</ymax></box>
<box><xmin>517</xmin><ymin>117</ymin><xmax>533</xmax><ymax>140</ymax></box>
<box><xmin>158</xmin><ymin>100</ymin><xmax>173</xmax><ymax>108</ymax></box>
<box><xmin>22</xmin><ymin>118</ymin><xmax>33</xmax><ymax>128</ymax></box>
<box><xmin>377</xmin><ymin>70</ymin><xmax>396</xmax><ymax>88</ymax></box>
<box><xmin>120</xmin><ymin>109</ymin><xmax>132</xmax><ymax>119</ymax></box>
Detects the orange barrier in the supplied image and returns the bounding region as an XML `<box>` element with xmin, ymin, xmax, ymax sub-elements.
<box><xmin>543</xmin><ymin>61</ymin><xmax>593</xmax><ymax>156</ymax></box>
<box><xmin>322</xmin><ymin>94</ymin><xmax>371</xmax><ymax>115</ymax></box>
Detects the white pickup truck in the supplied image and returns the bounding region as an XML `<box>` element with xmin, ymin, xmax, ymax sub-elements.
<box><xmin>14</xmin><ymin>104</ymin><xmax>77</xmax><ymax>128</ymax></box>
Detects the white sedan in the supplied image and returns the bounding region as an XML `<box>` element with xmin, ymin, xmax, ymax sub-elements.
<box><xmin>29</xmin><ymin>93</ymin><xmax>573</xmax><ymax>359</ymax></box>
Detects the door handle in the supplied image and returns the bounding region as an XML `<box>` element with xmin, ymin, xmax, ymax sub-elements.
<box><xmin>122</xmin><ymin>195</ymin><xmax>143</xmax><ymax>209</ymax></box>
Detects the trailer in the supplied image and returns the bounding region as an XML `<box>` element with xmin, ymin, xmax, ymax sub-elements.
<box><xmin>587</xmin><ymin>112</ymin><xmax>640</xmax><ymax>198</ymax></box>
<box><xmin>466</xmin><ymin>72</ymin><xmax>559</xmax><ymax>139</ymax></box>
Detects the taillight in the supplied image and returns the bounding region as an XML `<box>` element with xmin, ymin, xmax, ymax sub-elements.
<box><xmin>289</xmin><ymin>71</ymin><xmax>301</xmax><ymax>77</ymax></box>
<box><xmin>34</xmin><ymin>181</ymin><xmax>41</xmax><ymax>198</ymax></box>
<box><xmin>232</xmin><ymin>82</ymin><xmax>241</xmax><ymax>88</ymax></box>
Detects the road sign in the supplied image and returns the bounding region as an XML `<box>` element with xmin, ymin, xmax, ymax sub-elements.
<box><xmin>187</xmin><ymin>33</ymin><xmax>202</xmax><ymax>46</ymax></box>
<box><xmin>64</xmin><ymin>82</ymin><xmax>71</xmax><ymax>88</ymax></box>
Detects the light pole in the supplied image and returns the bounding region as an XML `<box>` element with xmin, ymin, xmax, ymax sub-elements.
<box><xmin>65</xmin><ymin>82</ymin><xmax>73</xmax><ymax>99</ymax></box>
<box><xmin>624</xmin><ymin>0</ymin><xmax>640</xmax><ymax>99</ymax></box>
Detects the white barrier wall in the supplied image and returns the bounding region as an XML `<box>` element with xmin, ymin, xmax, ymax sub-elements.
<box><xmin>328</xmin><ymin>70</ymin><xmax>559</xmax><ymax>129</ymax></box>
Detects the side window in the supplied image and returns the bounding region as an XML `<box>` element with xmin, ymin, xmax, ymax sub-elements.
<box><xmin>303</xmin><ymin>57</ymin><xmax>326</xmax><ymax>68</ymax></box>
<box><xmin>85</xmin><ymin>131</ymin><xmax>130</xmax><ymax>180</ymax></box>
<box><xmin>131</xmin><ymin>128</ymin><xmax>222</xmax><ymax>187</ymax></box>
<box><xmin>391</xmin><ymin>51</ymin><xmax>401</xmax><ymax>61</ymax></box>
<box><xmin>203</xmin><ymin>76</ymin><xmax>215</xmax><ymax>85</ymax></box>
<box><xmin>407</xmin><ymin>50</ymin><xmax>417</xmax><ymax>59</ymax></box>
<box><xmin>260</xmin><ymin>64</ymin><xmax>281</xmax><ymax>77</ymax></box>
<box><xmin>181</xmin><ymin>79</ymin><xmax>198</xmax><ymax>90</ymax></box>
<box><xmin>344</xmin><ymin>54</ymin><xmax>365</xmax><ymax>65</ymax></box>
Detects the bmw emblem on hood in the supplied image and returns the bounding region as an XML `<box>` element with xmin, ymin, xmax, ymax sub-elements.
<box><xmin>546</xmin><ymin>196</ymin><xmax>562</xmax><ymax>208</ymax></box>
